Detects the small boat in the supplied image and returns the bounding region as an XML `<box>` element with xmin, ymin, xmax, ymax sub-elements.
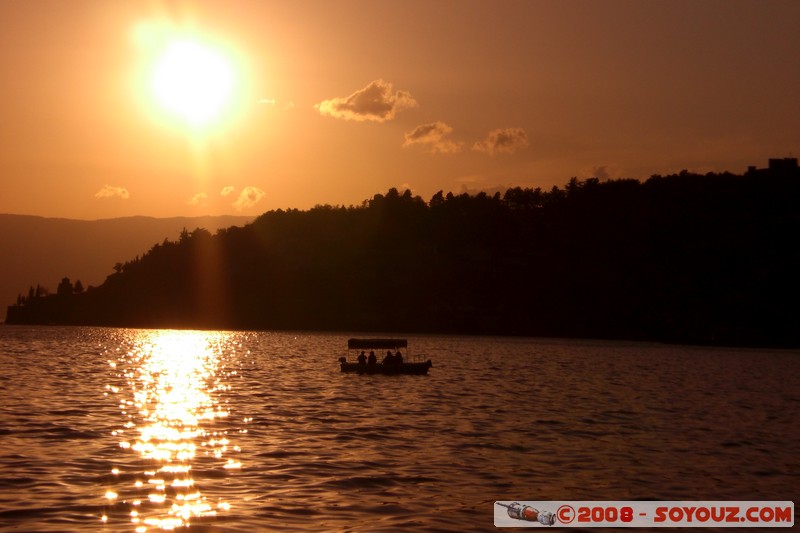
<box><xmin>339</xmin><ymin>338</ymin><xmax>432</xmax><ymax>375</ymax></box>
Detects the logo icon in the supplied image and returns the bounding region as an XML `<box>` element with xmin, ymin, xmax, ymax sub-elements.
<box><xmin>496</xmin><ymin>502</ymin><xmax>556</xmax><ymax>526</ymax></box>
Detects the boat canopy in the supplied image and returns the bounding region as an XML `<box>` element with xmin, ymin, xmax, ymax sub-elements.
<box><xmin>348</xmin><ymin>338</ymin><xmax>408</xmax><ymax>350</ymax></box>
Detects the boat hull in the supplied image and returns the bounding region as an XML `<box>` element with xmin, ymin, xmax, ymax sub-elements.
<box><xmin>340</xmin><ymin>361</ymin><xmax>432</xmax><ymax>375</ymax></box>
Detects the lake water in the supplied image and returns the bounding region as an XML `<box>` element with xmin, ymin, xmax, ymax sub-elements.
<box><xmin>0</xmin><ymin>326</ymin><xmax>797</xmax><ymax>532</ymax></box>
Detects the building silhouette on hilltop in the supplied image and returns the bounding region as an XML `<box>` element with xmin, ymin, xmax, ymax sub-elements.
<box><xmin>747</xmin><ymin>157</ymin><xmax>798</xmax><ymax>177</ymax></box>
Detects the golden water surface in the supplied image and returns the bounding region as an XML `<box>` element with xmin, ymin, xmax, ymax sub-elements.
<box><xmin>103</xmin><ymin>330</ymin><xmax>244</xmax><ymax>530</ymax></box>
<box><xmin>0</xmin><ymin>327</ymin><xmax>798</xmax><ymax>531</ymax></box>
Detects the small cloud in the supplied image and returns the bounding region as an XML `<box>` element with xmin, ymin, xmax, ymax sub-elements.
<box><xmin>451</xmin><ymin>175</ymin><xmax>508</xmax><ymax>197</ymax></box>
<box><xmin>403</xmin><ymin>121</ymin><xmax>462</xmax><ymax>154</ymax></box>
<box><xmin>258</xmin><ymin>98</ymin><xmax>276</xmax><ymax>105</ymax></box>
<box><xmin>591</xmin><ymin>166</ymin><xmax>611</xmax><ymax>181</ymax></box>
<box><xmin>315</xmin><ymin>79</ymin><xmax>417</xmax><ymax>122</ymax></box>
<box><xmin>187</xmin><ymin>192</ymin><xmax>207</xmax><ymax>206</ymax></box>
<box><xmin>472</xmin><ymin>127</ymin><xmax>529</xmax><ymax>156</ymax></box>
<box><xmin>220</xmin><ymin>185</ymin><xmax>235</xmax><ymax>197</ymax></box>
<box><xmin>458</xmin><ymin>183</ymin><xmax>508</xmax><ymax>197</ymax></box>
<box><xmin>94</xmin><ymin>185</ymin><xmax>130</xmax><ymax>200</ymax></box>
<box><xmin>232</xmin><ymin>186</ymin><xmax>265</xmax><ymax>211</ymax></box>
<box><xmin>582</xmin><ymin>164</ymin><xmax>624</xmax><ymax>181</ymax></box>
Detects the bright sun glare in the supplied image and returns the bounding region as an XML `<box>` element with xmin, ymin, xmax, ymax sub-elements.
<box><xmin>149</xmin><ymin>38</ymin><xmax>237</xmax><ymax>128</ymax></box>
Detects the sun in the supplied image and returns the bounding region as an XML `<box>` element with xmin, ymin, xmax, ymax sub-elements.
<box><xmin>149</xmin><ymin>38</ymin><xmax>237</xmax><ymax>128</ymax></box>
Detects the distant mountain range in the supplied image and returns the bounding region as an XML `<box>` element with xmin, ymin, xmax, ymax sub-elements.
<box><xmin>0</xmin><ymin>214</ymin><xmax>251</xmax><ymax>321</ymax></box>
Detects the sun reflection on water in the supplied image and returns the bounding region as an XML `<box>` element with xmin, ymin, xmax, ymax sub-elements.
<box><xmin>103</xmin><ymin>330</ymin><xmax>243</xmax><ymax>530</ymax></box>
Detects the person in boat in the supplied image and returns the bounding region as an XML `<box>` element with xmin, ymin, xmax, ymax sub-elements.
<box><xmin>367</xmin><ymin>351</ymin><xmax>377</xmax><ymax>366</ymax></box>
<box><xmin>394</xmin><ymin>350</ymin><xmax>403</xmax><ymax>365</ymax></box>
<box><xmin>357</xmin><ymin>351</ymin><xmax>367</xmax><ymax>366</ymax></box>
<box><xmin>382</xmin><ymin>350</ymin><xmax>395</xmax><ymax>366</ymax></box>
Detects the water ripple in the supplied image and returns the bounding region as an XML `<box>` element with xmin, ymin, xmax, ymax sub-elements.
<box><xmin>0</xmin><ymin>328</ymin><xmax>799</xmax><ymax>531</ymax></box>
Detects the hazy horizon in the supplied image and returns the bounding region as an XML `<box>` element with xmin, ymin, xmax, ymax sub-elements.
<box><xmin>0</xmin><ymin>214</ymin><xmax>252</xmax><ymax>320</ymax></box>
<box><xmin>0</xmin><ymin>211</ymin><xmax>254</xmax><ymax>223</ymax></box>
<box><xmin>0</xmin><ymin>161</ymin><xmax>781</xmax><ymax>221</ymax></box>
<box><xmin>2</xmin><ymin>0</ymin><xmax>798</xmax><ymax>220</ymax></box>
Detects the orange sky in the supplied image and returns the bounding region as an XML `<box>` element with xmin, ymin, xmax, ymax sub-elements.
<box><xmin>1</xmin><ymin>0</ymin><xmax>798</xmax><ymax>219</ymax></box>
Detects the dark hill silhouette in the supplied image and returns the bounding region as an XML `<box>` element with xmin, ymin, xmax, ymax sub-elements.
<box><xmin>0</xmin><ymin>214</ymin><xmax>251</xmax><ymax>322</ymax></box>
<box><xmin>6</xmin><ymin>163</ymin><xmax>800</xmax><ymax>347</ymax></box>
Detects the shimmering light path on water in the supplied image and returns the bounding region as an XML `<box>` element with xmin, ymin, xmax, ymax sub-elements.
<box><xmin>102</xmin><ymin>330</ymin><xmax>245</xmax><ymax>530</ymax></box>
<box><xmin>0</xmin><ymin>327</ymin><xmax>798</xmax><ymax>532</ymax></box>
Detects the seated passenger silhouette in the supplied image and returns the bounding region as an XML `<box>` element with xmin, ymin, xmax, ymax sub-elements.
<box><xmin>357</xmin><ymin>351</ymin><xmax>367</xmax><ymax>365</ymax></box>
<box><xmin>394</xmin><ymin>350</ymin><xmax>403</xmax><ymax>364</ymax></box>
<box><xmin>382</xmin><ymin>350</ymin><xmax>395</xmax><ymax>365</ymax></box>
<box><xmin>367</xmin><ymin>351</ymin><xmax>377</xmax><ymax>366</ymax></box>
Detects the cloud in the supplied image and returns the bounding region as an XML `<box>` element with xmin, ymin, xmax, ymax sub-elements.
<box><xmin>582</xmin><ymin>164</ymin><xmax>624</xmax><ymax>181</ymax></box>
<box><xmin>94</xmin><ymin>185</ymin><xmax>130</xmax><ymax>200</ymax></box>
<box><xmin>315</xmin><ymin>79</ymin><xmax>417</xmax><ymax>122</ymax></box>
<box><xmin>450</xmin><ymin>175</ymin><xmax>509</xmax><ymax>197</ymax></box>
<box><xmin>458</xmin><ymin>183</ymin><xmax>508</xmax><ymax>197</ymax></box>
<box><xmin>232</xmin><ymin>186</ymin><xmax>265</xmax><ymax>211</ymax></box>
<box><xmin>403</xmin><ymin>121</ymin><xmax>462</xmax><ymax>154</ymax></box>
<box><xmin>472</xmin><ymin>127</ymin><xmax>529</xmax><ymax>156</ymax></box>
<box><xmin>220</xmin><ymin>185</ymin><xmax>235</xmax><ymax>197</ymax></box>
<box><xmin>187</xmin><ymin>192</ymin><xmax>207</xmax><ymax>206</ymax></box>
